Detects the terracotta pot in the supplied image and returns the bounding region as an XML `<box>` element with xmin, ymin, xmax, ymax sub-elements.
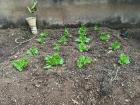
<box><xmin>26</xmin><ymin>17</ymin><xmax>38</xmax><ymax>35</ymax></box>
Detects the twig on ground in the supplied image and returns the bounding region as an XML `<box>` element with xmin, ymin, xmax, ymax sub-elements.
<box><xmin>12</xmin><ymin>35</ymin><xmax>37</xmax><ymax>53</ymax></box>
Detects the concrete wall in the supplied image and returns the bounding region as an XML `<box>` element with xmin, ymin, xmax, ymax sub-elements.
<box><xmin>0</xmin><ymin>0</ymin><xmax>140</xmax><ymax>28</ymax></box>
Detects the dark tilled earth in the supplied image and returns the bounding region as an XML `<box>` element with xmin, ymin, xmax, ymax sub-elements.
<box><xmin>0</xmin><ymin>27</ymin><xmax>140</xmax><ymax>105</ymax></box>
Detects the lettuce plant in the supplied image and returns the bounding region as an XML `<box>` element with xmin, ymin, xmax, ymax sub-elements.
<box><xmin>53</xmin><ymin>28</ymin><xmax>70</xmax><ymax>52</ymax></box>
<box><xmin>37</xmin><ymin>32</ymin><xmax>48</xmax><ymax>44</ymax></box>
<box><xmin>63</xmin><ymin>28</ymin><xmax>70</xmax><ymax>38</ymax></box>
<box><xmin>78</xmin><ymin>24</ymin><xmax>87</xmax><ymax>36</ymax></box>
<box><xmin>26</xmin><ymin>47</ymin><xmax>39</xmax><ymax>56</ymax></box>
<box><xmin>76</xmin><ymin>56</ymin><xmax>92</xmax><ymax>69</ymax></box>
<box><xmin>76</xmin><ymin>24</ymin><xmax>90</xmax><ymax>43</ymax></box>
<box><xmin>75</xmin><ymin>35</ymin><xmax>90</xmax><ymax>43</ymax></box>
<box><xmin>100</xmin><ymin>32</ymin><xmax>110</xmax><ymax>42</ymax></box>
<box><xmin>76</xmin><ymin>24</ymin><xmax>90</xmax><ymax>52</ymax></box>
<box><xmin>12</xmin><ymin>58</ymin><xmax>28</xmax><ymax>71</ymax></box>
<box><xmin>78</xmin><ymin>42</ymin><xmax>89</xmax><ymax>52</ymax></box>
<box><xmin>58</xmin><ymin>35</ymin><xmax>68</xmax><ymax>44</ymax></box>
<box><xmin>44</xmin><ymin>53</ymin><xmax>64</xmax><ymax>69</ymax></box>
<box><xmin>109</xmin><ymin>41</ymin><xmax>121</xmax><ymax>50</ymax></box>
<box><xmin>58</xmin><ymin>28</ymin><xmax>70</xmax><ymax>45</ymax></box>
<box><xmin>52</xmin><ymin>28</ymin><xmax>69</xmax><ymax>49</ymax></box>
<box><xmin>118</xmin><ymin>53</ymin><xmax>130</xmax><ymax>65</ymax></box>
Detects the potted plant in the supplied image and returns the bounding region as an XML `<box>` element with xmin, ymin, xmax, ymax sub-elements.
<box><xmin>26</xmin><ymin>0</ymin><xmax>38</xmax><ymax>35</ymax></box>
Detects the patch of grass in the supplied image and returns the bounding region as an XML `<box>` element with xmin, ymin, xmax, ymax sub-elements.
<box><xmin>44</xmin><ymin>53</ymin><xmax>64</xmax><ymax>69</ymax></box>
<box><xmin>37</xmin><ymin>32</ymin><xmax>48</xmax><ymax>44</ymax></box>
<box><xmin>118</xmin><ymin>53</ymin><xmax>130</xmax><ymax>65</ymax></box>
<box><xmin>26</xmin><ymin>47</ymin><xmax>39</xmax><ymax>56</ymax></box>
<box><xmin>109</xmin><ymin>41</ymin><xmax>121</xmax><ymax>51</ymax></box>
<box><xmin>76</xmin><ymin>56</ymin><xmax>92</xmax><ymax>69</ymax></box>
<box><xmin>100</xmin><ymin>32</ymin><xmax>110</xmax><ymax>42</ymax></box>
<box><xmin>12</xmin><ymin>58</ymin><xmax>28</xmax><ymax>71</ymax></box>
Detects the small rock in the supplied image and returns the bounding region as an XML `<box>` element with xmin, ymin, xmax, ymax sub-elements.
<box><xmin>120</xmin><ymin>28</ymin><xmax>128</xmax><ymax>38</ymax></box>
<box><xmin>35</xmin><ymin>84</ymin><xmax>40</xmax><ymax>88</ymax></box>
<box><xmin>125</xmin><ymin>99</ymin><xmax>130</xmax><ymax>102</ymax></box>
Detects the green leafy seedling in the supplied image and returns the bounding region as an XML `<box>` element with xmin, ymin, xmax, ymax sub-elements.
<box><xmin>118</xmin><ymin>53</ymin><xmax>130</xmax><ymax>65</ymax></box>
<box><xmin>44</xmin><ymin>53</ymin><xmax>64</xmax><ymax>69</ymax></box>
<box><xmin>75</xmin><ymin>35</ymin><xmax>90</xmax><ymax>43</ymax></box>
<box><xmin>12</xmin><ymin>58</ymin><xmax>28</xmax><ymax>71</ymax></box>
<box><xmin>37</xmin><ymin>32</ymin><xmax>48</xmax><ymax>44</ymax></box>
<box><xmin>100</xmin><ymin>32</ymin><xmax>110</xmax><ymax>42</ymax></box>
<box><xmin>76</xmin><ymin>56</ymin><xmax>92</xmax><ymax>69</ymax></box>
<box><xmin>78</xmin><ymin>24</ymin><xmax>87</xmax><ymax>36</ymax></box>
<box><xmin>109</xmin><ymin>41</ymin><xmax>121</xmax><ymax>50</ymax></box>
<box><xmin>58</xmin><ymin>35</ymin><xmax>68</xmax><ymax>44</ymax></box>
<box><xmin>53</xmin><ymin>43</ymin><xmax>61</xmax><ymax>52</ymax></box>
<box><xmin>63</xmin><ymin>28</ymin><xmax>70</xmax><ymax>38</ymax></box>
<box><xmin>76</xmin><ymin>24</ymin><xmax>90</xmax><ymax>43</ymax></box>
<box><xmin>78</xmin><ymin>42</ymin><xmax>89</xmax><ymax>52</ymax></box>
<box><xmin>26</xmin><ymin>47</ymin><xmax>39</xmax><ymax>56</ymax></box>
<box><xmin>58</xmin><ymin>28</ymin><xmax>70</xmax><ymax>45</ymax></box>
<box><xmin>52</xmin><ymin>29</ymin><xmax>69</xmax><ymax>52</ymax></box>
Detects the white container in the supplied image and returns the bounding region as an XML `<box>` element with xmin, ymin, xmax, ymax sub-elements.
<box><xmin>26</xmin><ymin>17</ymin><xmax>38</xmax><ymax>35</ymax></box>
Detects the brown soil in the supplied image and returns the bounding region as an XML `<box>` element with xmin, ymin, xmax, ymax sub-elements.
<box><xmin>0</xmin><ymin>28</ymin><xmax>31</xmax><ymax>63</ymax></box>
<box><xmin>0</xmin><ymin>27</ymin><xmax>140</xmax><ymax>105</ymax></box>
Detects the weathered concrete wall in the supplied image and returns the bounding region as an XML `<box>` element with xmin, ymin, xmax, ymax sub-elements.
<box><xmin>0</xmin><ymin>0</ymin><xmax>140</xmax><ymax>28</ymax></box>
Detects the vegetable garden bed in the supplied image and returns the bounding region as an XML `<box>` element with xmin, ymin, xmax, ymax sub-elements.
<box><xmin>0</xmin><ymin>26</ymin><xmax>140</xmax><ymax>105</ymax></box>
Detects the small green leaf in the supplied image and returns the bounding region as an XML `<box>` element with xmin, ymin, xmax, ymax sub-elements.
<box><xmin>60</xmin><ymin>59</ymin><xmax>64</xmax><ymax>65</ymax></box>
<box><xmin>53</xmin><ymin>43</ymin><xmax>61</xmax><ymax>52</ymax></box>
<box><xmin>64</xmin><ymin>28</ymin><xmax>70</xmax><ymax>38</ymax></box>
<box><xmin>75</xmin><ymin>35</ymin><xmax>90</xmax><ymax>43</ymax></box>
<box><xmin>78</xmin><ymin>24</ymin><xmax>87</xmax><ymax>36</ymax></box>
<box><xmin>31</xmin><ymin>0</ymin><xmax>38</xmax><ymax>10</ymax></box>
<box><xmin>26</xmin><ymin>47</ymin><xmax>39</xmax><ymax>56</ymax></box>
<box><xmin>100</xmin><ymin>32</ymin><xmax>110</xmax><ymax>42</ymax></box>
<box><xmin>27</xmin><ymin>7</ymin><xmax>32</xmax><ymax>13</ymax></box>
<box><xmin>78</xmin><ymin>43</ymin><xmax>89</xmax><ymax>52</ymax></box>
<box><xmin>58</xmin><ymin>35</ymin><xmax>67</xmax><ymax>44</ymax></box>
<box><xmin>40</xmin><ymin>32</ymin><xmax>48</xmax><ymax>37</ymax></box>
